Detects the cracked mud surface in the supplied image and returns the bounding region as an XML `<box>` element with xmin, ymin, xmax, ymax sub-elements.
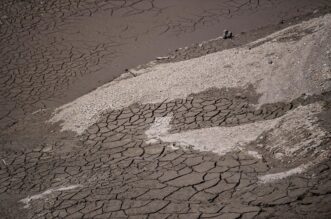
<box><xmin>1</xmin><ymin>1</ymin><xmax>331</xmax><ymax>219</ymax></box>
<box><xmin>1</xmin><ymin>88</ymin><xmax>331</xmax><ymax>219</ymax></box>
<box><xmin>1</xmin><ymin>0</ymin><xmax>331</xmax><ymax>130</ymax></box>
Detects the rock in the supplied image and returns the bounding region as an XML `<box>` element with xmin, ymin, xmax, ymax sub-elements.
<box><xmin>156</xmin><ymin>56</ymin><xmax>169</xmax><ymax>60</ymax></box>
<box><xmin>227</xmin><ymin>31</ymin><xmax>233</xmax><ymax>39</ymax></box>
<box><xmin>223</xmin><ymin>30</ymin><xmax>229</xmax><ymax>39</ymax></box>
<box><xmin>223</xmin><ymin>30</ymin><xmax>233</xmax><ymax>39</ymax></box>
<box><xmin>275</xmin><ymin>153</ymin><xmax>284</xmax><ymax>159</ymax></box>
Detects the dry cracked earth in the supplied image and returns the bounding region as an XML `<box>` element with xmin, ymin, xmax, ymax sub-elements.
<box><xmin>1</xmin><ymin>1</ymin><xmax>331</xmax><ymax>219</ymax></box>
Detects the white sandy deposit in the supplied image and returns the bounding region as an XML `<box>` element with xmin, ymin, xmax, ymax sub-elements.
<box><xmin>145</xmin><ymin>102</ymin><xmax>328</xmax><ymax>182</ymax></box>
<box><xmin>145</xmin><ymin>103</ymin><xmax>327</xmax><ymax>158</ymax></box>
<box><xmin>258</xmin><ymin>165</ymin><xmax>308</xmax><ymax>184</ymax></box>
<box><xmin>20</xmin><ymin>185</ymin><xmax>82</xmax><ymax>208</ymax></box>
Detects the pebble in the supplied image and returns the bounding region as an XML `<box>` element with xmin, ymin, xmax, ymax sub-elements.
<box><xmin>156</xmin><ymin>56</ymin><xmax>169</xmax><ymax>60</ymax></box>
<box><xmin>275</xmin><ymin>153</ymin><xmax>284</xmax><ymax>159</ymax></box>
<box><xmin>223</xmin><ymin>29</ymin><xmax>233</xmax><ymax>39</ymax></box>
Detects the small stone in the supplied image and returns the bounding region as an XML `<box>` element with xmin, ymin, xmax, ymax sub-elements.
<box><xmin>156</xmin><ymin>56</ymin><xmax>169</xmax><ymax>60</ymax></box>
<box><xmin>275</xmin><ymin>152</ymin><xmax>284</xmax><ymax>159</ymax></box>
<box><xmin>227</xmin><ymin>31</ymin><xmax>233</xmax><ymax>38</ymax></box>
<box><xmin>223</xmin><ymin>30</ymin><xmax>229</xmax><ymax>39</ymax></box>
<box><xmin>268</xmin><ymin>60</ymin><xmax>273</xmax><ymax>64</ymax></box>
<box><xmin>42</xmin><ymin>145</ymin><xmax>52</xmax><ymax>152</ymax></box>
<box><xmin>223</xmin><ymin>30</ymin><xmax>233</xmax><ymax>39</ymax></box>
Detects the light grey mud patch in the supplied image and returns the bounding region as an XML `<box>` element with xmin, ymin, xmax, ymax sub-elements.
<box><xmin>153</xmin><ymin>121</ymin><xmax>279</xmax><ymax>156</ymax></box>
<box><xmin>146</xmin><ymin>102</ymin><xmax>330</xmax><ymax>181</ymax></box>
<box><xmin>145</xmin><ymin>115</ymin><xmax>173</xmax><ymax>144</ymax></box>
<box><xmin>255</xmin><ymin>102</ymin><xmax>329</xmax><ymax>161</ymax></box>
<box><xmin>258</xmin><ymin>151</ymin><xmax>330</xmax><ymax>183</ymax></box>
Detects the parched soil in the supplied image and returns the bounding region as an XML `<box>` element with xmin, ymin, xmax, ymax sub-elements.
<box><xmin>0</xmin><ymin>1</ymin><xmax>331</xmax><ymax>219</ymax></box>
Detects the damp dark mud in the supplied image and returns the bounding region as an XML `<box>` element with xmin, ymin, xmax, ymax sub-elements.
<box><xmin>1</xmin><ymin>0</ymin><xmax>331</xmax><ymax>130</ymax></box>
